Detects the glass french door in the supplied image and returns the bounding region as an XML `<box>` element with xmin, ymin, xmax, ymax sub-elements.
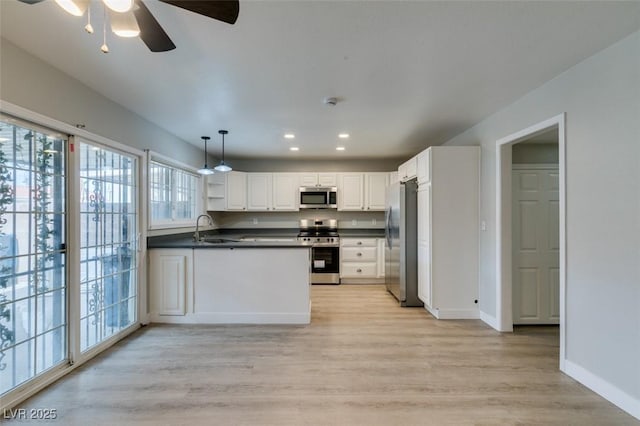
<box><xmin>0</xmin><ymin>118</ymin><xmax>67</xmax><ymax>394</ymax></box>
<box><xmin>78</xmin><ymin>141</ymin><xmax>138</xmax><ymax>352</ymax></box>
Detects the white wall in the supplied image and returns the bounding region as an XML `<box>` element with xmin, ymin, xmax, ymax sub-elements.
<box><xmin>0</xmin><ymin>38</ymin><xmax>204</xmax><ymax>168</ymax></box>
<box><xmin>443</xmin><ymin>31</ymin><xmax>640</xmax><ymax>413</ymax></box>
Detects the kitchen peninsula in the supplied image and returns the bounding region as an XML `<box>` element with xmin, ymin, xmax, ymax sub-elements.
<box><xmin>147</xmin><ymin>232</ymin><xmax>311</xmax><ymax>324</ymax></box>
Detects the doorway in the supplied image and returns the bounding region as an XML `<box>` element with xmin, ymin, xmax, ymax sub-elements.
<box><xmin>511</xmin><ymin>132</ymin><xmax>559</xmax><ymax>325</ymax></box>
<box><xmin>495</xmin><ymin>113</ymin><xmax>566</xmax><ymax>370</ymax></box>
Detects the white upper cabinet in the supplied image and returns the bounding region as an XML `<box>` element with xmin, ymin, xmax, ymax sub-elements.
<box><xmin>338</xmin><ymin>172</ymin><xmax>389</xmax><ymax>211</ymax></box>
<box><xmin>398</xmin><ymin>156</ymin><xmax>418</xmax><ymax>182</ymax></box>
<box><xmin>416</xmin><ymin>149</ymin><xmax>431</xmax><ymax>184</ymax></box>
<box><xmin>210</xmin><ymin>170</ymin><xmax>389</xmax><ymax>213</ymax></box>
<box><xmin>225</xmin><ymin>171</ymin><xmax>247</xmax><ymax>211</ymax></box>
<box><xmin>247</xmin><ymin>173</ymin><xmax>273</xmax><ymax>211</ymax></box>
<box><xmin>248</xmin><ymin>173</ymin><xmax>299</xmax><ymax>211</ymax></box>
<box><xmin>271</xmin><ymin>173</ymin><xmax>299</xmax><ymax>211</ymax></box>
<box><xmin>364</xmin><ymin>172</ymin><xmax>389</xmax><ymax>211</ymax></box>
<box><xmin>299</xmin><ymin>173</ymin><xmax>337</xmax><ymax>187</ymax></box>
<box><xmin>388</xmin><ymin>171</ymin><xmax>399</xmax><ymax>185</ymax></box>
<box><xmin>338</xmin><ymin>173</ymin><xmax>365</xmax><ymax>210</ymax></box>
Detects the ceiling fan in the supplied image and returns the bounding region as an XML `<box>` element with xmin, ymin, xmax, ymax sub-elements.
<box><xmin>17</xmin><ymin>0</ymin><xmax>239</xmax><ymax>52</ymax></box>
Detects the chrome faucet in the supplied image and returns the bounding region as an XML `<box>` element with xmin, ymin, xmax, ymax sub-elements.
<box><xmin>194</xmin><ymin>214</ymin><xmax>214</xmax><ymax>242</ymax></box>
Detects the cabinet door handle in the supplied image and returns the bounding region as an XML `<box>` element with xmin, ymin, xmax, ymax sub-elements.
<box><xmin>357</xmin><ymin>252</ymin><xmax>362</xmax><ymax>257</ymax></box>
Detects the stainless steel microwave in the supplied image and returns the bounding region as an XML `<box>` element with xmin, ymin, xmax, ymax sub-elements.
<box><xmin>299</xmin><ymin>187</ymin><xmax>338</xmax><ymax>209</ymax></box>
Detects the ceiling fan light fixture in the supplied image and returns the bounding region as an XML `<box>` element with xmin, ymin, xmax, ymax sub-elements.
<box><xmin>111</xmin><ymin>10</ymin><xmax>140</xmax><ymax>37</ymax></box>
<box><xmin>197</xmin><ymin>136</ymin><xmax>215</xmax><ymax>176</ymax></box>
<box><xmin>214</xmin><ymin>130</ymin><xmax>233</xmax><ymax>173</ymax></box>
<box><xmin>103</xmin><ymin>0</ymin><xmax>133</xmax><ymax>13</ymax></box>
<box><xmin>55</xmin><ymin>0</ymin><xmax>88</xmax><ymax>16</ymax></box>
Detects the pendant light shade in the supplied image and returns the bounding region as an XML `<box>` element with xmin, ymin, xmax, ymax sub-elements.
<box><xmin>55</xmin><ymin>0</ymin><xmax>89</xmax><ymax>17</ymax></box>
<box><xmin>110</xmin><ymin>10</ymin><xmax>140</xmax><ymax>38</ymax></box>
<box><xmin>197</xmin><ymin>136</ymin><xmax>215</xmax><ymax>175</ymax></box>
<box><xmin>214</xmin><ymin>130</ymin><xmax>232</xmax><ymax>172</ymax></box>
<box><xmin>103</xmin><ymin>0</ymin><xmax>134</xmax><ymax>13</ymax></box>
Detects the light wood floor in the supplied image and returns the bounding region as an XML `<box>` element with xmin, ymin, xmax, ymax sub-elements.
<box><xmin>9</xmin><ymin>285</ymin><xmax>637</xmax><ymax>425</ymax></box>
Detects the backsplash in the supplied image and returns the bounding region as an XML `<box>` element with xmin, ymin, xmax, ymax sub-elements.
<box><xmin>210</xmin><ymin>210</ymin><xmax>385</xmax><ymax>229</ymax></box>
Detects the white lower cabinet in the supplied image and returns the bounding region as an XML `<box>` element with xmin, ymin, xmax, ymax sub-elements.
<box><xmin>149</xmin><ymin>247</ymin><xmax>311</xmax><ymax>324</ymax></box>
<box><xmin>149</xmin><ymin>249</ymin><xmax>192</xmax><ymax>316</ymax></box>
<box><xmin>340</xmin><ymin>238</ymin><xmax>383</xmax><ymax>282</ymax></box>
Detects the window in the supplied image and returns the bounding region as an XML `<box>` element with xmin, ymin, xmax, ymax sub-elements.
<box><xmin>149</xmin><ymin>159</ymin><xmax>200</xmax><ymax>227</ymax></box>
<box><xmin>0</xmin><ymin>111</ymin><xmax>143</xmax><ymax>403</ymax></box>
<box><xmin>79</xmin><ymin>142</ymin><xmax>138</xmax><ymax>352</ymax></box>
<box><xmin>0</xmin><ymin>119</ymin><xmax>67</xmax><ymax>394</ymax></box>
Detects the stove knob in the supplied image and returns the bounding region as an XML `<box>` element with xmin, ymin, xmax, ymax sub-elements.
<box><xmin>316</xmin><ymin>238</ymin><xmax>321</xmax><ymax>242</ymax></box>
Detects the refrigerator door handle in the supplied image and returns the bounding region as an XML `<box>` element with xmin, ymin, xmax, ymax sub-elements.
<box><xmin>385</xmin><ymin>206</ymin><xmax>392</xmax><ymax>248</ymax></box>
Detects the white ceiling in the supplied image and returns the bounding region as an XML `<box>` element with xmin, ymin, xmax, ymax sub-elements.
<box><xmin>1</xmin><ymin>1</ymin><xmax>639</xmax><ymax>160</ymax></box>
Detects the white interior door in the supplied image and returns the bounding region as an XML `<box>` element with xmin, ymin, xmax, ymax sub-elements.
<box><xmin>512</xmin><ymin>166</ymin><xmax>559</xmax><ymax>324</ymax></box>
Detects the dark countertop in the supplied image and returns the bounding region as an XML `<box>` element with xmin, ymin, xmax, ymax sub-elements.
<box><xmin>338</xmin><ymin>229</ymin><xmax>385</xmax><ymax>238</ymax></box>
<box><xmin>147</xmin><ymin>229</ymin><xmax>307</xmax><ymax>249</ymax></box>
<box><xmin>147</xmin><ymin>228</ymin><xmax>385</xmax><ymax>249</ymax></box>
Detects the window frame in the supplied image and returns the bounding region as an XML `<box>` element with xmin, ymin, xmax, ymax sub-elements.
<box><xmin>147</xmin><ymin>152</ymin><xmax>203</xmax><ymax>230</ymax></box>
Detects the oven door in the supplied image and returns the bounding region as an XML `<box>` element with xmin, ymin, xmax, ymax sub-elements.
<box><xmin>310</xmin><ymin>246</ymin><xmax>340</xmax><ymax>284</ymax></box>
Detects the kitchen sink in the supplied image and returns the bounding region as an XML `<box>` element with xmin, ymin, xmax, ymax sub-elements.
<box><xmin>200</xmin><ymin>237</ymin><xmax>240</xmax><ymax>244</ymax></box>
<box><xmin>239</xmin><ymin>237</ymin><xmax>296</xmax><ymax>242</ymax></box>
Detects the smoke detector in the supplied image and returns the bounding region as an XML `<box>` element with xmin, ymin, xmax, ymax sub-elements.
<box><xmin>324</xmin><ymin>97</ymin><xmax>338</xmax><ymax>106</ymax></box>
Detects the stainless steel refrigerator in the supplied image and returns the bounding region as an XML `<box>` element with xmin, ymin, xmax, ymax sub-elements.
<box><xmin>385</xmin><ymin>179</ymin><xmax>422</xmax><ymax>307</ymax></box>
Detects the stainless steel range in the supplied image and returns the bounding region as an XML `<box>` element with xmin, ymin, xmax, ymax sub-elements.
<box><xmin>298</xmin><ymin>219</ymin><xmax>340</xmax><ymax>284</ymax></box>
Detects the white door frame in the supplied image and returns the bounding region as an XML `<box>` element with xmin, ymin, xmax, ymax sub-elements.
<box><xmin>495</xmin><ymin>113</ymin><xmax>567</xmax><ymax>370</ymax></box>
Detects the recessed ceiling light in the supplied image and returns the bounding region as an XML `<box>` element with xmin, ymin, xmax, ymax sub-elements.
<box><xmin>336</xmin><ymin>146</ymin><xmax>346</xmax><ymax>151</ymax></box>
<box><xmin>338</xmin><ymin>133</ymin><xmax>350</xmax><ymax>139</ymax></box>
<box><xmin>284</xmin><ymin>133</ymin><xmax>295</xmax><ymax>139</ymax></box>
<box><xmin>289</xmin><ymin>146</ymin><xmax>299</xmax><ymax>151</ymax></box>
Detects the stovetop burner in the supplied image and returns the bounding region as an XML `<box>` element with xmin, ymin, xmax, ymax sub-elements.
<box><xmin>298</xmin><ymin>219</ymin><xmax>339</xmax><ymax>245</ymax></box>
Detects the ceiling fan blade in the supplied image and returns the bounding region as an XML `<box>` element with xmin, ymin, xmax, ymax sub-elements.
<box><xmin>159</xmin><ymin>0</ymin><xmax>239</xmax><ymax>25</ymax></box>
<box><xmin>16</xmin><ymin>0</ymin><xmax>46</xmax><ymax>4</ymax></box>
<box><xmin>134</xmin><ymin>0</ymin><xmax>176</xmax><ymax>52</ymax></box>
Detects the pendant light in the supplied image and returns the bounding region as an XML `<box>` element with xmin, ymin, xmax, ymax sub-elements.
<box><xmin>55</xmin><ymin>0</ymin><xmax>89</xmax><ymax>17</ymax></box>
<box><xmin>214</xmin><ymin>130</ymin><xmax>232</xmax><ymax>172</ymax></box>
<box><xmin>103</xmin><ymin>0</ymin><xmax>134</xmax><ymax>13</ymax></box>
<box><xmin>197</xmin><ymin>136</ymin><xmax>215</xmax><ymax>175</ymax></box>
<box><xmin>110</xmin><ymin>10</ymin><xmax>140</xmax><ymax>38</ymax></box>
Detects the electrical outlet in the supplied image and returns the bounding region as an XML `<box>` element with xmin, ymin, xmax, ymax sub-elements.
<box><xmin>352</xmin><ymin>219</ymin><xmax>357</xmax><ymax>226</ymax></box>
<box><xmin>481</xmin><ymin>221</ymin><xmax>486</xmax><ymax>231</ymax></box>
<box><xmin>252</xmin><ymin>218</ymin><xmax>258</xmax><ymax>225</ymax></box>
<box><xmin>372</xmin><ymin>218</ymin><xmax>377</xmax><ymax>225</ymax></box>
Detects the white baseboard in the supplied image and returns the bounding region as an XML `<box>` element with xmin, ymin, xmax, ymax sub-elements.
<box><xmin>563</xmin><ymin>359</ymin><xmax>640</xmax><ymax>420</ymax></box>
<box><xmin>191</xmin><ymin>311</ymin><xmax>310</xmax><ymax>324</ymax></box>
<box><xmin>425</xmin><ymin>306</ymin><xmax>480</xmax><ymax>320</ymax></box>
<box><xmin>480</xmin><ymin>310</ymin><xmax>500</xmax><ymax>330</ymax></box>
<box><xmin>151</xmin><ymin>305</ymin><xmax>311</xmax><ymax>325</ymax></box>
<box><xmin>339</xmin><ymin>278</ymin><xmax>385</xmax><ymax>284</ymax></box>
